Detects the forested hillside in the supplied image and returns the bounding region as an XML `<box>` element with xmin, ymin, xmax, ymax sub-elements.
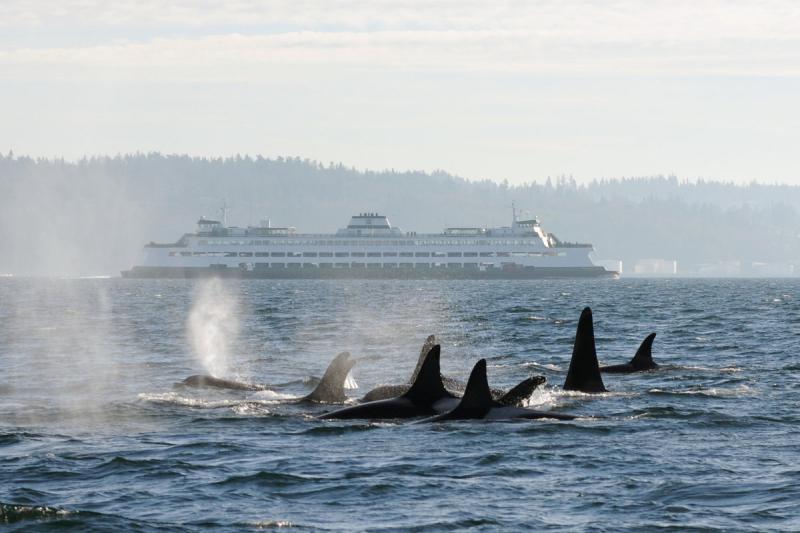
<box><xmin>1</xmin><ymin>152</ymin><xmax>798</xmax><ymax>276</ymax></box>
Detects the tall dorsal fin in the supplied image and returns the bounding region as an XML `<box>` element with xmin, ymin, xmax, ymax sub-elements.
<box><xmin>304</xmin><ymin>352</ymin><xmax>356</xmax><ymax>403</ymax></box>
<box><xmin>409</xmin><ymin>335</ymin><xmax>437</xmax><ymax>383</ymax></box>
<box><xmin>563</xmin><ymin>307</ymin><xmax>607</xmax><ymax>393</ymax></box>
<box><xmin>631</xmin><ymin>333</ymin><xmax>657</xmax><ymax>370</ymax></box>
<box><xmin>457</xmin><ymin>359</ymin><xmax>496</xmax><ymax>409</ymax></box>
<box><xmin>403</xmin><ymin>345</ymin><xmax>452</xmax><ymax>404</ymax></box>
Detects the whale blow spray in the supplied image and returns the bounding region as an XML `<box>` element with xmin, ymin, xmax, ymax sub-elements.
<box><xmin>188</xmin><ymin>278</ymin><xmax>239</xmax><ymax>378</ymax></box>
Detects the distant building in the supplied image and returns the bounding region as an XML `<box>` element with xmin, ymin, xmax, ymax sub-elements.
<box><xmin>633</xmin><ymin>259</ymin><xmax>677</xmax><ymax>276</ymax></box>
<box><xmin>694</xmin><ymin>261</ymin><xmax>741</xmax><ymax>277</ymax></box>
<box><xmin>747</xmin><ymin>262</ymin><xmax>795</xmax><ymax>277</ymax></box>
<box><xmin>594</xmin><ymin>259</ymin><xmax>623</xmax><ymax>274</ymax></box>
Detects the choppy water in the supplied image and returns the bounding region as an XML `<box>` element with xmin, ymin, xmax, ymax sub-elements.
<box><xmin>1</xmin><ymin>278</ymin><xmax>799</xmax><ymax>531</ymax></box>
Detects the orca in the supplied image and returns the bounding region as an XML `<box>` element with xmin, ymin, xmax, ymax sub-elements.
<box><xmin>600</xmin><ymin>333</ymin><xmax>658</xmax><ymax>373</ymax></box>
<box><xmin>562</xmin><ymin>307</ymin><xmax>607</xmax><ymax>393</ymax></box>
<box><xmin>424</xmin><ymin>359</ymin><xmax>577</xmax><ymax>422</ymax></box>
<box><xmin>178</xmin><ymin>352</ymin><xmax>356</xmax><ymax>404</ymax></box>
<box><xmin>320</xmin><ymin>345</ymin><xmax>459</xmax><ymax>419</ymax></box>
<box><xmin>179</xmin><ymin>375</ymin><xmax>272</xmax><ymax>392</ymax></box>
<box><xmin>299</xmin><ymin>351</ymin><xmax>357</xmax><ymax>404</ymax></box>
<box><xmin>361</xmin><ymin>335</ymin><xmax>544</xmax><ymax>407</ymax></box>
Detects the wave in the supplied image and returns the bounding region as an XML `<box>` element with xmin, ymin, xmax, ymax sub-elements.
<box><xmin>648</xmin><ymin>384</ymin><xmax>753</xmax><ymax>398</ymax></box>
<box><xmin>0</xmin><ymin>503</ymin><xmax>74</xmax><ymax>523</ymax></box>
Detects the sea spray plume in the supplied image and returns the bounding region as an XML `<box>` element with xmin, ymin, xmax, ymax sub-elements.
<box><xmin>187</xmin><ymin>278</ymin><xmax>239</xmax><ymax>378</ymax></box>
<box><xmin>423</xmin><ymin>360</ymin><xmax>577</xmax><ymax>422</ymax></box>
<box><xmin>361</xmin><ymin>335</ymin><xmax>545</xmax><ymax>407</ymax></box>
<box><xmin>563</xmin><ymin>307</ymin><xmax>607</xmax><ymax>393</ymax></box>
<box><xmin>601</xmin><ymin>333</ymin><xmax>659</xmax><ymax>373</ymax></box>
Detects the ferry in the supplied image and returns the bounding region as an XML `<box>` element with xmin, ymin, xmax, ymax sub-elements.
<box><xmin>122</xmin><ymin>211</ymin><xmax>617</xmax><ymax>279</ymax></box>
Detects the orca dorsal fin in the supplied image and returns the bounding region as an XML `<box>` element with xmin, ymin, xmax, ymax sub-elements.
<box><xmin>563</xmin><ymin>307</ymin><xmax>607</xmax><ymax>393</ymax></box>
<box><xmin>409</xmin><ymin>335</ymin><xmax>437</xmax><ymax>383</ymax></box>
<box><xmin>304</xmin><ymin>352</ymin><xmax>356</xmax><ymax>403</ymax></box>
<box><xmin>403</xmin><ymin>345</ymin><xmax>452</xmax><ymax>404</ymax></box>
<box><xmin>458</xmin><ymin>359</ymin><xmax>497</xmax><ymax>409</ymax></box>
<box><xmin>631</xmin><ymin>333</ymin><xmax>657</xmax><ymax>370</ymax></box>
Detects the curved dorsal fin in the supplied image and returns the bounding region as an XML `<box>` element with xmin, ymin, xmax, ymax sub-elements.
<box><xmin>563</xmin><ymin>307</ymin><xmax>607</xmax><ymax>393</ymax></box>
<box><xmin>409</xmin><ymin>335</ymin><xmax>437</xmax><ymax>383</ymax></box>
<box><xmin>458</xmin><ymin>359</ymin><xmax>496</xmax><ymax>409</ymax></box>
<box><xmin>403</xmin><ymin>345</ymin><xmax>452</xmax><ymax>404</ymax></box>
<box><xmin>631</xmin><ymin>333</ymin><xmax>657</xmax><ymax>370</ymax></box>
<box><xmin>304</xmin><ymin>352</ymin><xmax>356</xmax><ymax>403</ymax></box>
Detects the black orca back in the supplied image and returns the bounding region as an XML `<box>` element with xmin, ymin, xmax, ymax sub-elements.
<box><xmin>631</xmin><ymin>333</ymin><xmax>658</xmax><ymax>370</ymax></box>
<box><xmin>498</xmin><ymin>375</ymin><xmax>546</xmax><ymax>407</ymax></box>
<box><xmin>563</xmin><ymin>307</ymin><xmax>607</xmax><ymax>393</ymax></box>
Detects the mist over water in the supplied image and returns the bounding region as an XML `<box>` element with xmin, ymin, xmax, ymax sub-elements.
<box><xmin>187</xmin><ymin>278</ymin><xmax>240</xmax><ymax>378</ymax></box>
<box><xmin>1</xmin><ymin>278</ymin><xmax>799</xmax><ymax>530</ymax></box>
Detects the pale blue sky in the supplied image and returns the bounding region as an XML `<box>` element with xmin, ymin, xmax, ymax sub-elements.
<box><xmin>1</xmin><ymin>0</ymin><xmax>799</xmax><ymax>184</ymax></box>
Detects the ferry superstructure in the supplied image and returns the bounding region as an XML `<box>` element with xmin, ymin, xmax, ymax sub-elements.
<box><xmin>122</xmin><ymin>212</ymin><xmax>616</xmax><ymax>279</ymax></box>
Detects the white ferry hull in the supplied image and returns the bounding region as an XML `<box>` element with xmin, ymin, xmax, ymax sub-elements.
<box><xmin>121</xmin><ymin>265</ymin><xmax>617</xmax><ymax>279</ymax></box>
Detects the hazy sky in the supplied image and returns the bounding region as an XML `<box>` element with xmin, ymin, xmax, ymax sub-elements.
<box><xmin>1</xmin><ymin>0</ymin><xmax>799</xmax><ymax>184</ymax></box>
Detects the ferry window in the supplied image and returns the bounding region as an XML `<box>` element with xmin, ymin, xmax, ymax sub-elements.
<box><xmin>512</xmin><ymin>252</ymin><xmax>527</xmax><ymax>257</ymax></box>
<box><xmin>225</xmin><ymin>252</ymin><xmax>237</xmax><ymax>257</ymax></box>
<box><xmin>319</xmin><ymin>252</ymin><xmax>333</xmax><ymax>257</ymax></box>
<box><xmin>288</xmin><ymin>263</ymin><xmax>301</xmax><ymax>268</ymax></box>
<box><xmin>432</xmin><ymin>252</ymin><xmax>446</xmax><ymax>257</ymax></box>
<box><xmin>255</xmin><ymin>262</ymin><xmax>268</xmax><ymax>269</ymax></box>
<box><xmin>400</xmin><ymin>252</ymin><xmax>413</xmax><ymax>257</ymax></box>
<box><xmin>270</xmin><ymin>263</ymin><xmax>285</xmax><ymax>268</ymax></box>
<box><xmin>399</xmin><ymin>263</ymin><xmax>413</xmax><ymax>268</ymax></box>
<box><xmin>271</xmin><ymin>252</ymin><xmax>285</xmax><ymax>257</ymax></box>
<box><xmin>335</xmin><ymin>263</ymin><xmax>349</xmax><ymax>268</ymax></box>
<box><xmin>351</xmin><ymin>262</ymin><xmax>366</xmax><ymax>268</ymax></box>
<box><xmin>239</xmin><ymin>252</ymin><xmax>253</xmax><ymax>257</ymax></box>
<box><xmin>383</xmin><ymin>252</ymin><xmax>397</xmax><ymax>257</ymax></box>
<box><xmin>464</xmin><ymin>263</ymin><xmax>478</xmax><ymax>268</ymax></box>
<box><xmin>480</xmin><ymin>252</ymin><xmax>493</xmax><ymax>257</ymax></box>
<box><xmin>193</xmin><ymin>252</ymin><xmax>206</xmax><ymax>256</ymax></box>
<box><xmin>497</xmin><ymin>252</ymin><xmax>511</xmax><ymax>257</ymax></box>
<box><xmin>463</xmin><ymin>252</ymin><xmax>478</xmax><ymax>257</ymax></box>
<box><xmin>367</xmin><ymin>252</ymin><xmax>381</xmax><ymax>257</ymax></box>
<box><xmin>383</xmin><ymin>263</ymin><xmax>397</xmax><ymax>268</ymax></box>
<box><xmin>302</xmin><ymin>263</ymin><xmax>318</xmax><ymax>268</ymax></box>
<box><xmin>303</xmin><ymin>252</ymin><xmax>317</xmax><ymax>257</ymax></box>
<box><xmin>415</xmin><ymin>252</ymin><xmax>430</xmax><ymax>257</ymax></box>
<box><xmin>447</xmin><ymin>252</ymin><xmax>462</xmax><ymax>257</ymax></box>
<box><xmin>367</xmin><ymin>263</ymin><xmax>381</xmax><ymax>269</ymax></box>
<box><xmin>448</xmin><ymin>263</ymin><xmax>461</xmax><ymax>268</ymax></box>
<box><xmin>416</xmin><ymin>263</ymin><xmax>431</xmax><ymax>268</ymax></box>
<box><xmin>288</xmin><ymin>252</ymin><xmax>302</xmax><ymax>257</ymax></box>
<box><xmin>335</xmin><ymin>252</ymin><xmax>349</xmax><ymax>257</ymax></box>
<box><xmin>255</xmin><ymin>252</ymin><xmax>269</xmax><ymax>257</ymax></box>
<box><xmin>320</xmin><ymin>263</ymin><xmax>333</xmax><ymax>268</ymax></box>
<box><xmin>351</xmin><ymin>252</ymin><xmax>365</xmax><ymax>257</ymax></box>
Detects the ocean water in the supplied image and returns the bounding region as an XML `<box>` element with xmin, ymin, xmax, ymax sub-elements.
<box><xmin>1</xmin><ymin>278</ymin><xmax>799</xmax><ymax>531</ymax></box>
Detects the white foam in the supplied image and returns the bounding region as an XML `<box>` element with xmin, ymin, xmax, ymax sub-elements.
<box><xmin>251</xmin><ymin>390</ymin><xmax>298</xmax><ymax>401</ymax></box>
<box><xmin>344</xmin><ymin>371</ymin><xmax>359</xmax><ymax>390</ymax></box>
